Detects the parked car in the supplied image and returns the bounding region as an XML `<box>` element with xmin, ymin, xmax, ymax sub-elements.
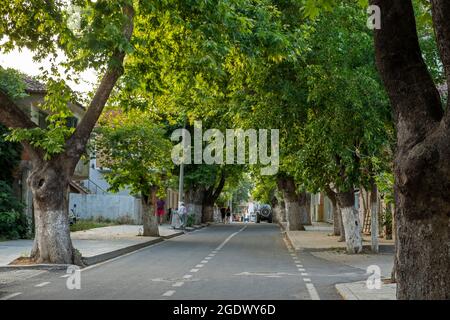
<box><xmin>256</xmin><ymin>204</ymin><xmax>273</xmax><ymax>223</ymax></box>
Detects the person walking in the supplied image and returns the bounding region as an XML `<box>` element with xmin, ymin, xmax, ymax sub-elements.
<box><xmin>226</xmin><ymin>206</ymin><xmax>231</xmax><ymax>224</ymax></box>
<box><xmin>220</xmin><ymin>207</ymin><xmax>226</xmax><ymax>223</ymax></box>
<box><xmin>156</xmin><ymin>198</ymin><xmax>165</xmax><ymax>225</ymax></box>
<box><xmin>178</xmin><ymin>201</ymin><xmax>187</xmax><ymax>229</ymax></box>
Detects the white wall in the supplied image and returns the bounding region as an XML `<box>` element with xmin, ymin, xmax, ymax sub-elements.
<box><xmin>81</xmin><ymin>159</ymin><xmax>133</xmax><ymax>196</ymax></box>
<box><xmin>69</xmin><ymin>193</ymin><xmax>142</xmax><ymax>223</ymax></box>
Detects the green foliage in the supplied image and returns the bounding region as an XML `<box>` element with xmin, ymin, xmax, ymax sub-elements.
<box><xmin>69</xmin><ymin>219</ymin><xmax>118</xmax><ymax>232</ymax></box>
<box><xmin>0</xmin><ymin>181</ymin><xmax>27</xmax><ymax>240</ymax></box>
<box><xmin>186</xmin><ymin>214</ymin><xmax>196</xmax><ymax>228</ymax></box>
<box><xmin>295</xmin><ymin>3</ymin><xmax>393</xmax><ymax>193</ymax></box>
<box><xmin>0</xmin><ymin>0</ymin><xmax>135</xmax><ymax>160</ymax></box>
<box><xmin>0</xmin><ymin>66</ymin><xmax>78</xmax><ymax>160</ymax></box>
<box><xmin>94</xmin><ymin>110</ymin><xmax>174</xmax><ymax>196</ymax></box>
<box><xmin>251</xmin><ymin>175</ymin><xmax>276</xmax><ymax>204</ymax></box>
<box><xmin>375</xmin><ymin>171</ymin><xmax>394</xmax><ymax>205</ymax></box>
<box><xmin>0</xmin><ymin>67</ymin><xmax>28</xmax><ymax>100</ymax></box>
<box><xmin>0</xmin><ymin>0</ymin><xmax>134</xmax><ymax>70</ymax></box>
<box><xmin>0</xmin><ymin>124</ymin><xmax>22</xmax><ymax>184</ymax></box>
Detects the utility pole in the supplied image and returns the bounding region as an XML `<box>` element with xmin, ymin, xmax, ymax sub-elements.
<box><xmin>178</xmin><ymin>159</ymin><xmax>184</xmax><ymax>204</ymax></box>
<box><xmin>178</xmin><ymin>119</ymin><xmax>186</xmax><ymax>205</ymax></box>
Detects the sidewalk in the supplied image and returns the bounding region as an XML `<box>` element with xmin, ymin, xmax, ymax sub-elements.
<box><xmin>283</xmin><ymin>223</ymin><xmax>396</xmax><ymax>300</ymax></box>
<box><xmin>0</xmin><ymin>224</ymin><xmax>188</xmax><ymax>267</ymax></box>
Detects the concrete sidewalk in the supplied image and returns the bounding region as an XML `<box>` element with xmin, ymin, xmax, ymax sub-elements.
<box><xmin>284</xmin><ymin>224</ymin><xmax>396</xmax><ymax>300</ymax></box>
<box><xmin>335</xmin><ymin>281</ymin><xmax>396</xmax><ymax>300</ymax></box>
<box><xmin>0</xmin><ymin>224</ymin><xmax>190</xmax><ymax>267</ymax></box>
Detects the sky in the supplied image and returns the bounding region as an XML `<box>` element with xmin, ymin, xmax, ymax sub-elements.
<box><xmin>0</xmin><ymin>47</ymin><xmax>98</xmax><ymax>95</ymax></box>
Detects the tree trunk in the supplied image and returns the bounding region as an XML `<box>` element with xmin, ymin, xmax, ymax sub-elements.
<box><xmin>285</xmin><ymin>200</ymin><xmax>302</xmax><ymax>231</ymax></box>
<box><xmin>325</xmin><ymin>188</ymin><xmax>340</xmax><ymax>236</ymax></box>
<box><xmin>278</xmin><ymin>177</ymin><xmax>304</xmax><ymax>231</ymax></box>
<box><xmin>371</xmin><ymin>0</ymin><xmax>450</xmax><ymax>299</ymax></box>
<box><xmin>336</xmin><ymin>189</ymin><xmax>362</xmax><ymax>254</ymax></box>
<box><xmin>142</xmin><ymin>191</ymin><xmax>159</xmax><ymax>237</ymax></box>
<box><xmin>338</xmin><ymin>204</ymin><xmax>345</xmax><ymax>242</ymax></box>
<box><xmin>29</xmin><ymin>165</ymin><xmax>81</xmax><ymax>264</ymax></box>
<box><xmin>394</xmin><ymin>190</ymin><xmax>449</xmax><ymax>299</ymax></box>
<box><xmin>359</xmin><ymin>188</ymin><xmax>368</xmax><ymax>232</ymax></box>
<box><xmin>298</xmin><ymin>192</ymin><xmax>311</xmax><ymax>226</ymax></box>
<box><xmin>0</xmin><ymin>4</ymin><xmax>134</xmax><ymax>266</ymax></box>
<box><xmin>202</xmin><ymin>201</ymin><xmax>214</xmax><ymax>223</ymax></box>
<box><xmin>370</xmin><ymin>184</ymin><xmax>379</xmax><ymax>253</ymax></box>
<box><xmin>186</xmin><ymin>186</ymin><xmax>204</xmax><ymax>225</ymax></box>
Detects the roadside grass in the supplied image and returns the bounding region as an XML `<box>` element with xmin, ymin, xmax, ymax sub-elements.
<box><xmin>70</xmin><ymin>219</ymin><xmax>119</xmax><ymax>232</ymax></box>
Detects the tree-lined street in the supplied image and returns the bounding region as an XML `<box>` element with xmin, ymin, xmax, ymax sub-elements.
<box><xmin>1</xmin><ymin>0</ymin><xmax>450</xmax><ymax>301</ymax></box>
<box><xmin>1</xmin><ymin>223</ymin><xmax>374</xmax><ymax>300</ymax></box>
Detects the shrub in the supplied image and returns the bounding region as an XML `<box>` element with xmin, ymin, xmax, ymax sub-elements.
<box><xmin>0</xmin><ymin>181</ymin><xmax>27</xmax><ymax>240</ymax></box>
<box><xmin>186</xmin><ymin>214</ymin><xmax>196</xmax><ymax>227</ymax></box>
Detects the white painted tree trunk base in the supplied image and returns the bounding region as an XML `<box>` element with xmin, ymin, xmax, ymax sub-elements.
<box><xmin>286</xmin><ymin>200</ymin><xmax>303</xmax><ymax>231</ymax></box>
<box><xmin>31</xmin><ymin>209</ymin><xmax>74</xmax><ymax>264</ymax></box>
<box><xmin>341</xmin><ymin>206</ymin><xmax>363</xmax><ymax>254</ymax></box>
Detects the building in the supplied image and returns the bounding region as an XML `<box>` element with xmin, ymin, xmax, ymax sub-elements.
<box><xmin>12</xmin><ymin>73</ymin><xmax>179</xmax><ymax>225</ymax></box>
<box><xmin>12</xmin><ymin>75</ymin><xmax>89</xmax><ymax>229</ymax></box>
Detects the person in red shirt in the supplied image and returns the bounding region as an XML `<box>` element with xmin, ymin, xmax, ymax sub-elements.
<box><xmin>156</xmin><ymin>199</ymin><xmax>165</xmax><ymax>225</ymax></box>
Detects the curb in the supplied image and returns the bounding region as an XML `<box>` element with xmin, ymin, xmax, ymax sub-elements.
<box><xmin>1</xmin><ymin>225</ymin><xmax>210</xmax><ymax>270</ymax></box>
<box><xmin>283</xmin><ymin>232</ymin><xmax>295</xmax><ymax>250</ymax></box>
<box><xmin>82</xmin><ymin>237</ymin><xmax>164</xmax><ymax>266</ymax></box>
<box><xmin>335</xmin><ymin>283</ymin><xmax>359</xmax><ymax>300</ymax></box>
<box><xmin>0</xmin><ymin>264</ymin><xmax>72</xmax><ymax>271</ymax></box>
<box><xmin>162</xmin><ymin>231</ymin><xmax>185</xmax><ymax>239</ymax></box>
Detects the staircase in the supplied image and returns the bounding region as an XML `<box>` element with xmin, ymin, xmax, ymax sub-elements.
<box><xmin>69</xmin><ymin>180</ymin><xmax>90</xmax><ymax>194</ymax></box>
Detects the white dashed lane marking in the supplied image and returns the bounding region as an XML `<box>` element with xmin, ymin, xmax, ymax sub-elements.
<box><xmin>283</xmin><ymin>232</ymin><xmax>320</xmax><ymax>300</ymax></box>
<box><xmin>172</xmin><ymin>282</ymin><xmax>184</xmax><ymax>287</ymax></box>
<box><xmin>0</xmin><ymin>292</ymin><xmax>22</xmax><ymax>300</ymax></box>
<box><xmin>162</xmin><ymin>290</ymin><xmax>176</xmax><ymax>297</ymax></box>
<box><xmin>161</xmin><ymin>225</ymin><xmax>247</xmax><ymax>298</ymax></box>
<box><xmin>306</xmin><ymin>283</ymin><xmax>320</xmax><ymax>300</ymax></box>
<box><xmin>35</xmin><ymin>282</ymin><xmax>50</xmax><ymax>287</ymax></box>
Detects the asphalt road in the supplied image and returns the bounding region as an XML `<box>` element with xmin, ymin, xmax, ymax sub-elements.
<box><xmin>0</xmin><ymin>223</ymin><xmax>368</xmax><ymax>300</ymax></box>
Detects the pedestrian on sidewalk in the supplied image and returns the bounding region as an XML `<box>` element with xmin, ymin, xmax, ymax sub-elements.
<box><xmin>226</xmin><ymin>206</ymin><xmax>231</xmax><ymax>223</ymax></box>
<box><xmin>178</xmin><ymin>201</ymin><xmax>187</xmax><ymax>229</ymax></box>
<box><xmin>220</xmin><ymin>207</ymin><xmax>226</xmax><ymax>223</ymax></box>
<box><xmin>156</xmin><ymin>198</ymin><xmax>165</xmax><ymax>225</ymax></box>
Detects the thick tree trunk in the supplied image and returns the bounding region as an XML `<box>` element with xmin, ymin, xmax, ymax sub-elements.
<box><xmin>395</xmin><ymin>190</ymin><xmax>449</xmax><ymax>299</ymax></box>
<box><xmin>278</xmin><ymin>177</ymin><xmax>304</xmax><ymax>231</ymax></box>
<box><xmin>371</xmin><ymin>0</ymin><xmax>450</xmax><ymax>299</ymax></box>
<box><xmin>29</xmin><ymin>165</ymin><xmax>81</xmax><ymax>264</ymax></box>
<box><xmin>186</xmin><ymin>186</ymin><xmax>204</xmax><ymax>225</ymax></box>
<box><xmin>298</xmin><ymin>192</ymin><xmax>311</xmax><ymax>226</ymax></box>
<box><xmin>0</xmin><ymin>4</ymin><xmax>134</xmax><ymax>266</ymax></box>
<box><xmin>370</xmin><ymin>184</ymin><xmax>379</xmax><ymax>253</ymax></box>
<box><xmin>336</xmin><ymin>190</ymin><xmax>362</xmax><ymax>254</ymax></box>
<box><xmin>280</xmin><ymin>201</ymin><xmax>286</xmax><ymax>222</ymax></box>
<box><xmin>285</xmin><ymin>200</ymin><xmax>303</xmax><ymax>231</ymax></box>
<box><xmin>142</xmin><ymin>191</ymin><xmax>159</xmax><ymax>237</ymax></box>
<box><xmin>202</xmin><ymin>202</ymin><xmax>214</xmax><ymax>223</ymax></box>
